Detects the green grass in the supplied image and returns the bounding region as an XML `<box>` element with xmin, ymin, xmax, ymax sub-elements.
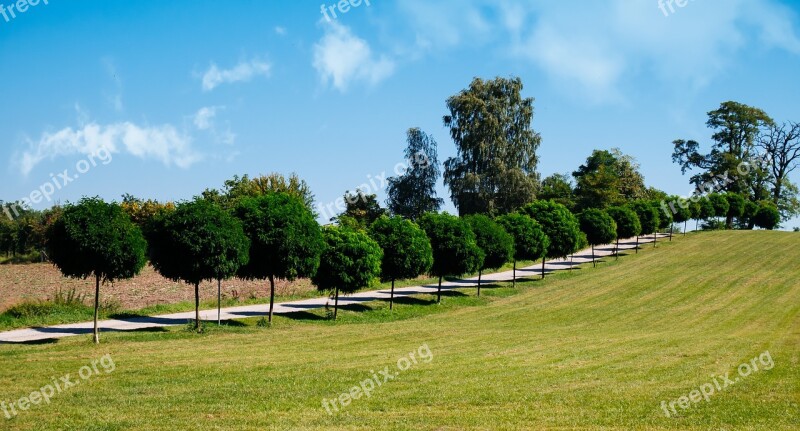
<box><xmin>0</xmin><ymin>231</ymin><xmax>798</xmax><ymax>430</ymax></box>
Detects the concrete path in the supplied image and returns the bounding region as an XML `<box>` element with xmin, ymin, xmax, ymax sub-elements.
<box><xmin>0</xmin><ymin>234</ymin><xmax>671</xmax><ymax>344</ymax></box>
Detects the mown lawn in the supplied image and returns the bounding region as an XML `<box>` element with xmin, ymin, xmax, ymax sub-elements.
<box><xmin>0</xmin><ymin>231</ymin><xmax>798</xmax><ymax>430</ymax></box>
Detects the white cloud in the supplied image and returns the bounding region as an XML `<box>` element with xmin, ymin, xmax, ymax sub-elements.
<box><xmin>202</xmin><ymin>58</ymin><xmax>271</xmax><ymax>91</ymax></box>
<box><xmin>18</xmin><ymin>122</ymin><xmax>200</xmax><ymax>175</ymax></box>
<box><xmin>275</xmin><ymin>26</ymin><xmax>287</xmax><ymax>36</ymax></box>
<box><xmin>192</xmin><ymin>106</ymin><xmax>236</xmax><ymax>146</ymax></box>
<box><xmin>313</xmin><ymin>21</ymin><xmax>395</xmax><ymax>92</ymax></box>
<box><xmin>193</xmin><ymin>106</ymin><xmax>218</xmax><ymax>130</ymax></box>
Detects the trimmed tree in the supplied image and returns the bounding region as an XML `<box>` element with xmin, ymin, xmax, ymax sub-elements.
<box><xmin>418</xmin><ymin>213</ymin><xmax>484</xmax><ymax>303</ymax></box>
<box><xmin>698</xmin><ymin>197</ymin><xmax>716</xmax><ymax>229</ymax></box>
<box><xmin>369</xmin><ymin>216</ymin><xmax>433</xmax><ymax>309</ymax></box>
<box><xmin>47</xmin><ymin>198</ymin><xmax>147</xmax><ymax>343</ymax></box>
<box><xmin>464</xmin><ymin>214</ymin><xmax>514</xmax><ymax>295</ymax></box>
<box><xmin>313</xmin><ymin>226</ymin><xmax>383</xmax><ymax>319</ymax></box>
<box><xmin>630</xmin><ymin>200</ymin><xmax>659</xmax><ymax>253</ymax></box>
<box><xmin>605</xmin><ymin>206</ymin><xmax>641</xmax><ymax>260</ymax></box>
<box><xmin>754</xmin><ymin>202</ymin><xmax>781</xmax><ymax>230</ymax></box>
<box><xmin>520</xmin><ymin>200</ymin><xmax>581</xmax><ymax>279</ymax></box>
<box><xmin>578</xmin><ymin>209</ymin><xmax>617</xmax><ymax>267</ymax></box>
<box><xmin>235</xmin><ymin>193</ymin><xmax>324</xmax><ymax>324</ymax></box>
<box><xmin>708</xmin><ymin>193</ymin><xmax>730</xmax><ymax>224</ymax></box>
<box><xmin>496</xmin><ymin>213</ymin><xmax>549</xmax><ymax>286</ymax></box>
<box><xmin>666</xmin><ymin>197</ymin><xmax>692</xmax><ymax>237</ymax></box>
<box><xmin>148</xmin><ymin>199</ymin><xmax>250</xmax><ymax>331</ymax></box>
<box><xmin>724</xmin><ymin>192</ymin><xmax>747</xmax><ymax>229</ymax></box>
<box><xmin>654</xmin><ymin>200</ymin><xmax>673</xmax><ymax>244</ymax></box>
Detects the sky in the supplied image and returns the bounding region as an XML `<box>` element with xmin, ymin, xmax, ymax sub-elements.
<box><xmin>2</xmin><ymin>0</ymin><xmax>800</xmax><ymax>228</ymax></box>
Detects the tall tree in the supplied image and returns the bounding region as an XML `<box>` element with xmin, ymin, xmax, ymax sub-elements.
<box><xmin>418</xmin><ymin>213</ymin><xmax>484</xmax><ymax>303</ymax></box>
<box><xmin>235</xmin><ymin>193</ymin><xmax>324</xmax><ymax>325</ymax></box>
<box><xmin>336</xmin><ymin>191</ymin><xmax>387</xmax><ymax>230</ymax></box>
<box><xmin>204</xmin><ymin>173</ymin><xmax>316</xmax><ymax>213</ymax></box>
<box><xmin>443</xmin><ymin>76</ymin><xmax>540</xmax><ymax>216</ymax></box>
<box><xmin>369</xmin><ymin>216</ymin><xmax>433</xmax><ymax>309</ymax></box>
<box><xmin>385</xmin><ymin>128</ymin><xmax>444</xmax><ymax>220</ymax></box>
<box><xmin>573</xmin><ymin>149</ymin><xmax>646</xmax><ymax>210</ymax></box>
<box><xmin>496</xmin><ymin>213</ymin><xmax>548</xmax><ymax>286</ymax></box>
<box><xmin>147</xmin><ymin>199</ymin><xmax>250</xmax><ymax>331</ymax></box>
<box><xmin>538</xmin><ymin>173</ymin><xmax>576</xmax><ymax>211</ymax></box>
<box><xmin>46</xmin><ymin>198</ymin><xmax>147</xmax><ymax>344</ymax></box>
<box><xmin>464</xmin><ymin>215</ymin><xmax>514</xmax><ymax>294</ymax></box>
<box><xmin>313</xmin><ymin>226</ymin><xmax>383</xmax><ymax>319</ymax></box>
<box><xmin>758</xmin><ymin>121</ymin><xmax>800</xmax><ymax>220</ymax></box>
<box><xmin>672</xmin><ymin>101</ymin><xmax>774</xmax><ymax>198</ymax></box>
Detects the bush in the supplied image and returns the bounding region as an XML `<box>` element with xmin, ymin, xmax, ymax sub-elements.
<box><xmin>754</xmin><ymin>203</ymin><xmax>781</xmax><ymax>230</ymax></box>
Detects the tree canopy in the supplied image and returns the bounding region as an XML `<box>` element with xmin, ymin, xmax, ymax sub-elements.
<box><xmin>386</xmin><ymin>128</ymin><xmax>444</xmax><ymax>220</ymax></box>
<box><xmin>369</xmin><ymin>216</ymin><xmax>433</xmax><ymax>308</ymax></box>
<box><xmin>520</xmin><ymin>200</ymin><xmax>581</xmax><ymax>260</ymax></box>
<box><xmin>496</xmin><ymin>212</ymin><xmax>549</xmax><ymax>285</ymax></box>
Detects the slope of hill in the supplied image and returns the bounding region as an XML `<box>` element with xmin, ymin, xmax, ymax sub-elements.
<box><xmin>0</xmin><ymin>231</ymin><xmax>798</xmax><ymax>430</ymax></box>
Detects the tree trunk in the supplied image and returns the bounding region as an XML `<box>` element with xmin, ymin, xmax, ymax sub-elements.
<box><xmin>635</xmin><ymin>236</ymin><xmax>639</xmax><ymax>254</ymax></box>
<box><xmin>334</xmin><ymin>286</ymin><xmax>339</xmax><ymax>320</ymax></box>
<box><xmin>541</xmin><ymin>257</ymin><xmax>545</xmax><ymax>280</ymax></box>
<box><xmin>570</xmin><ymin>254</ymin><xmax>574</xmax><ymax>271</ymax></box>
<box><xmin>669</xmin><ymin>224</ymin><xmax>673</xmax><ymax>241</ymax></box>
<box><xmin>390</xmin><ymin>278</ymin><xmax>395</xmax><ymax>310</ymax></box>
<box><xmin>695</xmin><ymin>219</ymin><xmax>699</xmax><ymax>231</ymax></box>
<box><xmin>684</xmin><ymin>220</ymin><xmax>687</xmax><ymax>236</ymax></box>
<box><xmin>195</xmin><ymin>282</ymin><xmax>201</xmax><ymax>332</ymax></box>
<box><xmin>93</xmin><ymin>274</ymin><xmax>100</xmax><ymax>344</ymax></box>
<box><xmin>592</xmin><ymin>244</ymin><xmax>596</xmax><ymax>268</ymax></box>
<box><xmin>512</xmin><ymin>260</ymin><xmax>517</xmax><ymax>287</ymax></box>
<box><xmin>477</xmin><ymin>270</ymin><xmax>482</xmax><ymax>297</ymax></box>
<box><xmin>217</xmin><ymin>278</ymin><xmax>222</xmax><ymax>325</ymax></box>
<box><xmin>268</xmin><ymin>274</ymin><xmax>276</xmax><ymax>325</ymax></box>
<box><xmin>653</xmin><ymin>231</ymin><xmax>657</xmax><ymax>248</ymax></box>
<box><xmin>437</xmin><ymin>276</ymin><xmax>443</xmax><ymax>303</ymax></box>
<box><xmin>615</xmin><ymin>237</ymin><xmax>620</xmax><ymax>260</ymax></box>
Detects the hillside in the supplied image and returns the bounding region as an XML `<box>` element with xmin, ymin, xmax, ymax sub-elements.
<box><xmin>0</xmin><ymin>231</ymin><xmax>798</xmax><ymax>430</ymax></box>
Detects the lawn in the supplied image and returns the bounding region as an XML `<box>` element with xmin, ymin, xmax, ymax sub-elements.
<box><xmin>0</xmin><ymin>231</ymin><xmax>798</xmax><ymax>430</ymax></box>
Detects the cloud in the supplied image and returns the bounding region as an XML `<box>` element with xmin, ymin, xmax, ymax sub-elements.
<box><xmin>192</xmin><ymin>106</ymin><xmax>236</xmax><ymax>146</ymax></box>
<box><xmin>18</xmin><ymin>122</ymin><xmax>200</xmax><ymax>175</ymax></box>
<box><xmin>275</xmin><ymin>26</ymin><xmax>287</xmax><ymax>36</ymax></box>
<box><xmin>193</xmin><ymin>106</ymin><xmax>218</xmax><ymax>130</ymax></box>
<box><xmin>201</xmin><ymin>58</ymin><xmax>271</xmax><ymax>91</ymax></box>
<box><xmin>313</xmin><ymin>21</ymin><xmax>395</xmax><ymax>92</ymax></box>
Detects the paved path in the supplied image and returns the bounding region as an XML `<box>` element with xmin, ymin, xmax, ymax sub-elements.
<box><xmin>0</xmin><ymin>234</ymin><xmax>670</xmax><ymax>344</ymax></box>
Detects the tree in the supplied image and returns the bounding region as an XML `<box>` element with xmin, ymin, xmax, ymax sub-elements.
<box><xmin>630</xmin><ymin>201</ymin><xmax>659</xmax><ymax>253</ymax></box>
<box><xmin>672</xmin><ymin>101</ymin><xmax>774</xmax><ymax>197</ymax></box>
<box><xmin>724</xmin><ymin>192</ymin><xmax>747</xmax><ymax>229</ymax></box>
<box><xmin>418</xmin><ymin>213</ymin><xmax>484</xmax><ymax>302</ymax></box>
<box><xmin>386</xmin><ymin>128</ymin><xmax>444</xmax><ymax>220</ymax></box>
<box><xmin>665</xmin><ymin>197</ymin><xmax>692</xmax><ymax>237</ymax></box>
<box><xmin>520</xmin><ymin>200</ymin><xmax>582</xmax><ymax>278</ymax></box>
<box><xmin>443</xmin><ymin>76</ymin><xmax>540</xmax><ymax>216</ymax></box>
<box><xmin>578</xmin><ymin>209</ymin><xmax>617</xmax><ymax>267</ymax></box>
<box><xmin>313</xmin><ymin>226</ymin><xmax>382</xmax><ymax>319</ymax></box>
<box><xmin>758</xmin><ymin>121</ymin><xmax>800</xmax><ymax>219</ymax></box>
<box><xmin>572</xmin><ymin>149</ymin><xmax>646</xmax><ymax>210</ymax></box>
<box><xmin>606</xmin><ymin>206</ymin><xmax>641</xmax><ymax>258</ymax></box>
<box><xmin>148</xmin><ymin>199</ymin><xmax>250</xmax><ymax>331</ymax></box>
<box><xmin>46</xmin><ymin>198</ymin><xmax>147</xmax><ymax>343</ymax></box>
<box><xmin>707</xmin><ymin>193</ymin><xmax>730</xmax><ymax>226</ymax></box>
<box><xmin>204</xmin><ymin>173</ymin><xmax>316</xmax><ymax>213</ymax></box>
<box><xmin>539</xmin><ymin>173</ymin><xmax>576</xmax><ymax>210</ymax></box>
<box><xmin>336</xmin><ymin>191</ymin><xmax>387</xmax><ymax>229</ymax></box>
<box><xmin>698</xmin><ymin>198</ymin><xmax>716</xmax><ymax>226</ymax></box>
<box><xmin>741</xmin><ymin>200</ymin><xmax>759</xmax><ymax>230</ymax></box>
<box><xmin>369</xmin><ymin>216</ymin><xmax>433</xmax><ymax>309</ymax></box>
<box><xmin>654</xmin><ymin>200</ymin><xmax>672</xmax><ymax>243</ymax></box>
<box><xmin>754</xmin><ymin>203</ymin><xmax>781</xmax><ymax>230</ymax></box>
<box><xmin>235</xmin><ymin>193</ymin><xmax>324</xmax><ymax>324</ymax></box>
<box><xmin>495</xmin><ymin>213</ymin><xmax>548</xmax><ymax>286</ymax></box>
<box><xmin>464</xmin><ymin>215</ymin><xmax>514</xmax><ymax>294</ymax></box>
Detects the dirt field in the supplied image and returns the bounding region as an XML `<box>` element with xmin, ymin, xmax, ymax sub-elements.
<box><xmin>0</xmin><ymin>263</ymin><xmax>315</xmax><ymax>312</ymax></box>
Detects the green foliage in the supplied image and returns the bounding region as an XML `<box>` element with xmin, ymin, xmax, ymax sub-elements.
<box><xmin>464</xmin><ymin>214</ymin><xmax>514</xmax><ymax>272</ymax></box>
<box><xmin>520</xmin><ymin>200</ymin><xmax>581</xmax><ymax>259</ymax></box>
<box><xmin>606</xmin><ymin>206</ymin><xmax>642</xmax><ymax>239</ymax></box>
<box><xmin>443</xmin><ymin>76</ymin><xmax>540</xmax><ymax>216</ymax></box>
<box><xmin>698</xmin><ymin>197</ymin><xmax>716</xmax><ymax>220</ymax></box>
<box><xmin>578</xmin><ymin>209</ymin><xmax>617</xmax><ymax>246</ymax></box>
<box><xmin>630</xmin><ymin>200</ymin><xmax>660</xmax><ymax>235</ymax></box>
<box><xmin>754</xmin><ymin>202</ymin><xmax>781</xmax><ymax>230</ymax></box>
<box><xmin>653</xmin><ymin>200</ymin><xmax>672</xmax><ymax>230</ymax></box>
<box><xmin>147</xmin><ymin>199</ymin><xmax>249</xmax><ymax>285</ymax></box>
<box><xmin>418</xmin><ymin>213</ymin><xmax>484</xmax><ymax>279</ymax></box>
<box><xmin>708</xmin><ymin>193</ymin><xmax>730</xmax><ymax>218</ymax></box>
<box><xmin>495</xmin><ymin>213</ymin><xmax>548</xmax><ymax>263</ymax></box>
<box><xmin>47</xmin><ymin>197</ymin><xmax>146</xmax><ymax>283</ymax></box>
<box><xmin>725</xmin><ymin>192</ymin><xmax>747</xmax><ymax>220</ymax></box>
<box><xmin>665</xmin><ymin>197</ymin><xmax>692</xmax><ymax>224</ymax></box>
<box><xmin>336</xmin><ymin>191</ymin><xmax>387</xmax><ymax>229</ymax></box>
<box><xmin>538</xmin><ymin>173</ymin><xmax>575</xmax><ymax>210</ymax></box>
<box><xmin>312</xmin><ymin>226</ymin><xmax>383</xmax><ymax>295</ymax></box>
<box><xmin>386</xmin><ymin>128</ymin><xmax>444</xmax><ymax>220</ymax></box>
<box><xmin>235</xmin><ymin>193</ymin><xmax>323</xmax><ymax>282</ymax></box>
<box><xmin>204</xmin><ymin>173</ymin><xmax>316</xmax><ymax>213</ymax></box>
<box><xmin>369</xmin><ymin>216</ymin><xmax>433</xmax><ymax>282</ymax></box>
<box><xmin>573</xmin><ymin>149</ymin><xmax>646</xmax><ymax>210</ymax></box>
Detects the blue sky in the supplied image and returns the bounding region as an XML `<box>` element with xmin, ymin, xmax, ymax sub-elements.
<box><xmin>2</xmin><ymin>0</ymin><xmax>800</xmax><ymax>227</ymax></box>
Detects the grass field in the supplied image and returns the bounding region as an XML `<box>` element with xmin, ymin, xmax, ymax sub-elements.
<box><xmin>0</xmin><ymin>231</ymin><xmax>798</xmax><ymax>430</ymax></box>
